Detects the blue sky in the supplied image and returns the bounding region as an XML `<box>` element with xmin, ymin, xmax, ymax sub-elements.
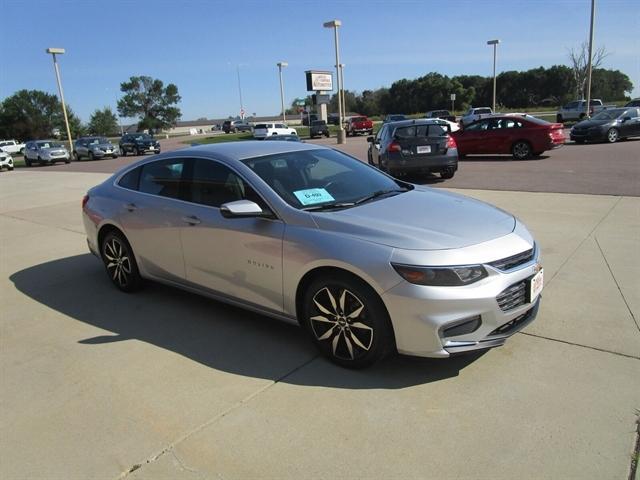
<box><xmin>1</xmin><ymin>0</ymin><xmax>638</xmax><ymax>123</ymax></box>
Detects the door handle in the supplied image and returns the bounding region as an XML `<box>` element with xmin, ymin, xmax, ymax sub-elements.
<box><xmin>182</xmin><ymin>215</ymin><xmax>201</xmax><ymax>225</ymax></box>
<box><xmin>125</xmin><ymin>203</ymin><xmax>137</xmax><ymax>212</ymax></box>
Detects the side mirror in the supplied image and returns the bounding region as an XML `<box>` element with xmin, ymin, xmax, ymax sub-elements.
<box><xmin>366</xmin><ymin>136</ymin><xmax>374</xmax><ymax>143</ymax></box>
<box><xmin>220</xmin><ymin>199</ymin><xmax>264</xmax><ymax>218</ymax></box>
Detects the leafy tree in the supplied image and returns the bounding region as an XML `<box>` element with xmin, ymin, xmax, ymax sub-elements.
<box><xmin>0</xmin><ymin>89</ymin><xmax>83</xmax><ymax>140</ymax></box>
<box><xmin>87</xmin><ymin>107</ymin><xmax>119</xmax><ymax>136</ymax></box>
<box><xmin>117</xmin><ymin>76</ymin><xmax>181</xmax><ymax>131</ymax></box>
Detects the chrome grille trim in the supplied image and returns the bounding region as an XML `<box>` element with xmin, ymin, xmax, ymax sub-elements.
<box><xmin>489</xmin><ymin>246</ymin><xmax>535</xmax><ymax>271</ymax></box>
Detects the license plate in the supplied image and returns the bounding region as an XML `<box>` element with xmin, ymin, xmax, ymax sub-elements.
<box><xmin>529</xmin><ymin>269</ymin><xmax>544</xmax><ymax>301</ymax></box>
<box><xmin>417</xmin><ymin>145</ymin><xmax>431</xmax><ymax>154</ymax></box>
<box><xmin>105</xmin><ymin>150</ymin><xmax>112</xmax><ymax>154</ymax></box>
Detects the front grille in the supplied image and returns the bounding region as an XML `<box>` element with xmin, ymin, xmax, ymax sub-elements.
<box><xmin>489</xmin><ymin>305</ymin><xmax>536</xmax><ymax>336</ymax></box>
<box><xmin>496</xmin><ymin>280</ymin><xmax>527</xmax><ymax>312</ymax></box>
<box><xmin>489</xmin><ymin>247</ymin><xmax>534</xmax><ymax>271</ymax></box>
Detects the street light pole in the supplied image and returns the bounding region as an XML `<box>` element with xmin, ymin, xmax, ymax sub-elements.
<box><xmin>585</xmin><ymin>0</ymin><xmax>596</xmax><ymax>118</ymax></box>
<box><xmin>339</xmin><ymin>63</ymin><xmax>346</xmax><ymax>118</ymax></box>
<box><xmin>277</xmin><ymin>62</ymin><xmax>288</xmax><ymax>122</ymax></box>
<box><xmin>46</xmin><ymin>48</ymin><xmax>73</xmax><ymax>155</ymax></box>
<box><xmin>236</xmin><ymin>64</ymin><xmax>244</xmax><ymax>119</ymax></box>
<box><xmin>324</xmin><ymin>19</ymin><xmax>345</xmax><ymax>144</ymax></box>
<box><xmin>487</xmin><ymin>39</ymin><xmax>500</xmax><ymax>112</ymax></box>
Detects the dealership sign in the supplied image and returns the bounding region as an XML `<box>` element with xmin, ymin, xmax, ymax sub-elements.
<box><xmin>305</xmin><ymin>71</ymin><xmax>333</xmax><ymax>92</ymax></box>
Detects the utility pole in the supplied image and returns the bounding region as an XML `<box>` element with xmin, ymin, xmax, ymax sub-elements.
<box><xmin>585</xmin><ymin>0</ymin><xmax>596</xmax><ymax>117</ymax></box>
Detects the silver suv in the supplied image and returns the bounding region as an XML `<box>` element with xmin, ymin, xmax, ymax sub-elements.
<box><xmin>74</xmin><ymin>137</ymin><xmax>119</xmax><ymax>160</ymax></box>
<box><xmin>24</xmin><ymin>140</ymin><xmax>70</xmax><ymax>166</ymax></box>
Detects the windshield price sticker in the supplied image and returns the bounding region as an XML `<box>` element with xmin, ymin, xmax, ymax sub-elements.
<box><xmin>294</xmin><ymin>188</ymin><xmax>335</xmax><ymax>206</ymax></box>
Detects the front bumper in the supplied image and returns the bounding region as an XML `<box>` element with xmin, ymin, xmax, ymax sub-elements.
<box><xmin>137</xmin><ymin>144</ymin><xmax>160</xmax><ymax>153</ymax></box>
<box><xmin>381</xmin><ymin>241</ymin><xmax>541</xmax><ymax>358</ymax></box>
<box><xmin>570</xmin><ymin>129</ymin><xmax>605</xmax><ymax>142</ymax></box>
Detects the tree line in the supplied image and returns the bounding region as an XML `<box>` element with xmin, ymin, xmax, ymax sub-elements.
<box><xmin>0</xmin><ymin>76</ymin><xmax>182</xmax><ymax>141</ymax></box>
<box><xmin>290</xmin><ymin>65</ymin><xmax>633</xmax><ymax>117</ymax></box>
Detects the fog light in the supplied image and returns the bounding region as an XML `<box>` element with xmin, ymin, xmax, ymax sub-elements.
<box><xmin>442</xmin><ymin>315</ymin><xmax>482</xmax><ymax>338</ymax></box>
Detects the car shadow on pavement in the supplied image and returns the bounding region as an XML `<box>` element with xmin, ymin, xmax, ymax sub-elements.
<box><xmin>10</xmin><ymin>254</ymin><xmax>485</xmax><ymax>390</ymax></box>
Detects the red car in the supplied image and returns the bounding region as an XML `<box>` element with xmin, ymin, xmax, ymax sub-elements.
<box><xmin>452</xmin><ymin>115</ymin><xmax>565</xmax><ymax>159</ymax></box>
<box><xmin>345</xmin><ymin>115</ymin><xmax>374</xmax><ymax>136</ymax></box>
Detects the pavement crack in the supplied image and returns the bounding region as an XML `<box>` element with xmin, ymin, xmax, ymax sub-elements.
<box><xmin>594</xmin><ymin>236</ymin><xmax>640</xmax><ymax>333</ymax></box>
<box><xmin>115</xmin><ymin>353</ymin><xmax>320</xmax><ymax>479</ymax></box>
<box><xmin>545</xmin><ymin>195</ymin><xmax>623</xmax><ymax>288</ymax></box>
<box><xmin>519</xmin><ymin>331</ymin><xmax>639</xmax><ymax>360</ymax></box>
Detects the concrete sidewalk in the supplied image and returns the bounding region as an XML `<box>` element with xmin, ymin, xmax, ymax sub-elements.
<box><xmin>1</xmin><ymin>171</ymin><xmax>638</xmax><ymax>479</ymax></box>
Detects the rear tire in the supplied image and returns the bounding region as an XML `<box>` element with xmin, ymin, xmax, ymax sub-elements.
<box><xmin>100</xmin><ymin>231</ymin><xmax>143</xmax><ymax>293</ymax></box>
<box><xmin>301</xmin><ymin>273</ymin><xmax>394</xmax><ymax>369</ymax></box>
<box><xmin>74</xmin><ymin>152</ymin><xmax>80</xmax><ymax>161</ymax></box>
<box><xmin>574</xmin><ymin>139</ymin><xmax>585</xmax><ymax>144</ymax></box>
<box><xmin>440</xmin><ymin>167</ymin><xmax>455</xmax><ymax>179</ymax></box>
<box><xmin>512</xmin><ymin>141</ymin><xmax>532</xmax><ymax>160</ymax></box>
<box><xmin>89</xmin><ymin>151</ymin><xmax>95</xmax><ymax>161</ymax></box>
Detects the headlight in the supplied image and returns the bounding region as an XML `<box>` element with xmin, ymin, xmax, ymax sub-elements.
<box><xmin>391</xmin><ymin>263</ymin><xmax>488</xmax><ymax>286</ymax></box>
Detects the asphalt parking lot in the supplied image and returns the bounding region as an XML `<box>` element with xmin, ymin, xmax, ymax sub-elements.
<box><xmin>21</xmin><ymin>133</ymin><xmax>640</xmax><ymax>197</ymax></box>
<box><xmin>1</xmin><ymin>138</ymin><xmax>639</xmax><ymax>479</ymax></box>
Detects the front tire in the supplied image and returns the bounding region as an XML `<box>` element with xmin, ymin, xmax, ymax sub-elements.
<box><xmin>302</xmin><ymin>274</ymin><xmax>394</xmax><ymax>368</ymax></box>
<box><xmin>512</xmin><ymin>141</ymin><xmax>532</xmax><ymax>160</ymax></box>
<box><xmin>100</xmin><ymin>231</ymin><xmax>143</xmax><ymax>293</ymax></box>
<box><xmin>121</xmin><ymin>147</ymin><xmax>126</xmax><ymax>157</ymax></box>
<box><xmin>88</xmin><ymin>151</ymin><xmax>95</xmax><ymax>161</ymax></box>
<box><xmin>606</xmin><ymin>128</ymin><xmax>619</xmax><ymax>143</ymax></box>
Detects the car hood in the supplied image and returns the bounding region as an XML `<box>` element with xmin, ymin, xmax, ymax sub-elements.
<box><xmin>40</xmin><ymin>147</ymin><xmax>67</xmax><ymax>153</ymax></box>
<box><xmin>311</xmin><ymin>187</ymin><xmax>515</xmax><ymax>250</ymax></box>
<box><xmin>573</xmin><ymin>119</ymin><xmax>613</xmax><ymax>129</ymax></box>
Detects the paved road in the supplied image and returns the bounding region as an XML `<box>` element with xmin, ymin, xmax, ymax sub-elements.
<box><xmin>2</xmin><ymin>171</ymin><xmax>638</xmax><ymax>479</ymax></box>
<box><xmin>18</xmin><ymin>134</ymin><xmax>640</xmax><ymax>196</ymax></box>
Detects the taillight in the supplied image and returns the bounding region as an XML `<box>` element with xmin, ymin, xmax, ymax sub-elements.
<box><xmin>387</xmin><ymin>141</ymin><xmax>401</xmax><ymax>153</ymax></box>
<box><xmin>82</xmin><ymin>194</ymin><xmax>89</xmax><ymax>209</ymax></box>
<box><xmin>446</xmin><ymin>135</ymin><xmax>457</xmax><ymax>149</ymax></box>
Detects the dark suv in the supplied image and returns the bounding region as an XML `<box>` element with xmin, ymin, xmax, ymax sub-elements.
<box><xmin>367</xmin><ymin>119</ymin><xmax>458</xmax><ymax>179</ymax></box>
<box><xmin>222</xmin><ymin>120</ymin><xmax>252</xmax><ymax>133</ymax></box>
<box><xmin>309</xmin><ymin>120</ymin><xmax>330</xmax><ymax>138</ymax></box>
<box><xmin>119</xmin><ymin>133</ymin><xmax>160</xmax><ymax>156</ymax></box>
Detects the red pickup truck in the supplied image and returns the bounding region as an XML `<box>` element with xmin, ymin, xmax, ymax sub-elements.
<box><xmin>345</xmin><ymin>116</ymin><xmax>374</xmax><ymax>136</ymax></box>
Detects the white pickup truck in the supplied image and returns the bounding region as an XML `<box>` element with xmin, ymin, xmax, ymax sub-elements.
<box><xmin>556</xmin><ymin>99</ymin><xmax>610</xmax><ymax>123</ymax></box>
<box><xmin>0</xmin><ymin>139</ymin><xmax>26</xmax><ymax>155</ymax></box>
<box><xmin>460</xmin><ymin>107</ymin><xmax>493</xmax><ymax>126</ymax></box>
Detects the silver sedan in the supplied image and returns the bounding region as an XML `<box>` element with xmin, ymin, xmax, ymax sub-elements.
<box><xmin>82</xmin><ymin>142</ymin><xmax>543</xmax><ymax>368</ymax></box>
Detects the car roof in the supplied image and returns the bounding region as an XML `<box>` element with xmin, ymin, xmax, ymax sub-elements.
<box><xmin>174</xmin><ymin>140</ymin><xmax>323</xmax><ymax>161</ymax></box>
<box><xmin>384</xmin><ymin>118</ymin><xmax>449</xmax><ymax>127</ymax></box>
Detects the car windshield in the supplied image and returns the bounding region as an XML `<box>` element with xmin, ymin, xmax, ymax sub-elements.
<box><xmin>36</xmin><ymin>141</ymin><xmax>63</xmax><ymax>148</ymax></box>
<box><xmin>591</xmin><ymin>109</ymin><xmax>626</xmax><ymax>120</ymax></box>
<box><xmin>133</xmin><ymin>134</ymin><xmax>152</xmax><ymax>140</ymax></box>
<box><xmin>352</xmin><ymin>117</ymin><xmax>367</xmax><ymax>122</ymax></box>
<box><xmin>242</xmin><ymin>148</ymin><xmax>410</xmax><ymax>210</ymax></box>
<box><xmin>87</xmin><ymin>137</ymin><xmax>109</xmax><ymax>144</ymax></box>
<box><xmin>311</xmin><ymin>121</ymin><xmax>326</xmax><ymax>126</ymax></box>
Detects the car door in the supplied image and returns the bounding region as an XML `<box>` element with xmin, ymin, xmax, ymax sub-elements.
<box><xmin>179</xmin><ymin>157</ymin><xmax>285</xmax><ymax>312</ymax></box>
<box><xmin>371</xmin><ymin>125</ymin><xmax>387</xmax><ymax>166</ymax></box>
<box><xmin>116</xmin><ymin>157</ymin><xmax>190</xmax><ymax>282</ymax></box>
<box><xmin>455</xmin><ymin>119</ymin><xmax>490</xmax><ymax>154</ymax></box>
<box><xmin>621</xmin><ymin>108</ymin><xmax>640</xmax><ymax>136</ymax></box>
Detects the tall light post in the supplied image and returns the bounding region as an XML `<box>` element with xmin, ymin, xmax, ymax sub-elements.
<box><xmin>339</xmin><ymin>63</ymin><xmax>346</xmax><ymax>117</ymax></box>
<box><xmin>323</xmin><ymin>19</ymin><xmax>345</xmax><ymax>144</ymax></box>
<box><xmin>236</xmin><ymin>64</ymin><xmax>245</xmax><ymax>119</ymax></box>
<box><xmin>585</xmin><ymin>0</ymin><xmax>596</xmax><ymax>117</ymax></box>
<box><xmin>46</xmin><ymin>48</ymin><xmax>73</xmax><ymax>154</ymax></box>
<box><xmin>486</xmin><ymin>39</ymin><xmax>501</xmax><ymax>112</ymax></box>
<box><xmin>277</xmin><ymin>62</ymin><xmax>288</xmax><ymax>122</ymax></box>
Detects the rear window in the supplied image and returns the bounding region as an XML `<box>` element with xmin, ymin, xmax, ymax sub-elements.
<box><xmin>523</xmin><ymin>116</ymin><xmax>551</xmax><ymax>126</ymax></box>
<box><xmin>255</xmin><ymin>124</ymin><xmax>267</xmax><ymax>129</ymax></box>
<box><xmin>311</xmin><ymin>120</ymin><xmax>326</xmax><ymax>126</ymax></box>
<box><xmin>394</xmin><ymin>124</ymin><xmax>448</xmax><ymax>138</ymax></box>
<box><xmin>475</xmin><ymin>108</ymin><xmax>492</xmax><ymax>114</ymax></box>
<box><xmin>352</xmin><ymin>117</ymin><xmax>367</xmax><ymax>122</ymax></box>
<box><xmin>118</xmin><ymin>167</ymin><xmax>141</xmax><ymax>190</ymax></box>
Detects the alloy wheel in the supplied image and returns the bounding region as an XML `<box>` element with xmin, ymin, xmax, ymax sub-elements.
<box><xmin>103</xmin><ymin>237</ymin><xmax>132</xmax><ymax>288</ymax></box>
<box><xmin>607</xmin><ymin>128</ymin><xmax>619</xmax><ymax>143</ymax></box>
<box><xmin>309</xmin><ymin>287</ymin><xmax>374</xmax><ymax>361</ymax></box>
<box><xmin>512</xmin><ymin>142</ymin><xmax>531</xmax><ymax>159</ymax></box>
